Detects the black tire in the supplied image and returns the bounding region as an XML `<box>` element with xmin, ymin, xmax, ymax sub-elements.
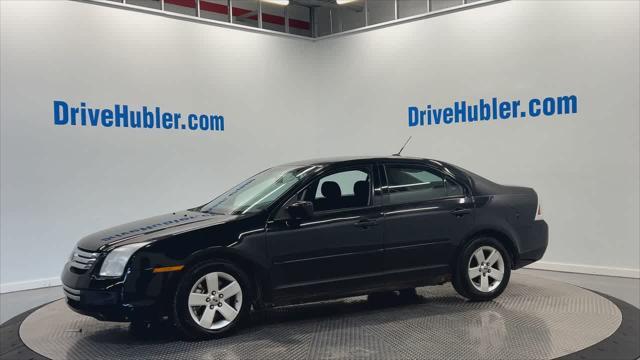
<box><xmin>451</xmin><ymin>268</ymin><xmax>471</xmax><ymax>299</ymax></box>
<box><xmin>398</xmin><ymin>288</ymin><xmax>418</xmax><ymax>299</ymax></box>
<box><xmin>173</xmin><ymin>260</ymin><xmax>252</xmax><ymax>340</ymax></box>
<box><xmin>452</xmin><ymin>237</ymin><xmax>512</xmax><ymax>301</ymax></box>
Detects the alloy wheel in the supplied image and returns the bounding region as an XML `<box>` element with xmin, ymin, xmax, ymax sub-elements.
<box><xmin>188</xmin><ymin>271</ymin><xmax>243</xmax><ymax>330</ymax></box>
<box><xmin>467</xmin><ymin>246</ymin><xmax>505</xmax><ymax>293</ymax></box>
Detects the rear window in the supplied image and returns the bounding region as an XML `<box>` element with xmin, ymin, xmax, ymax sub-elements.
<box><xmin>384</xmin><ymin>165</ymin><xmax>465</xmax><ymax>204</ymax></box>
<box><xmin>385</xmin><ymin>166</ymin><xmax>446</xmax><ymax>204</ymax></box>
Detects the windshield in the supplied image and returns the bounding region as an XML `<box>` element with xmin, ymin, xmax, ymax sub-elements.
<box><xmin>201</xmin><ymin>165</ymin><xmax>317</xmax><ymax>215</ymax></box>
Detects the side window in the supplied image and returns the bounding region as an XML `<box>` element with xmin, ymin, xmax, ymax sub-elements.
<box><xmin>308</xmin><ymin>169</ymin><xmax>371</xmax><ymax>212</ymax></box>
<box><xmin>445</xmin><ymin>178</ymin><xmax>465</xmax><ymax>197</ymax></box>
<box><xmin>385</xmin><ymin>165</ymin><xmax>447</xmax><ymax>204</ymax></box>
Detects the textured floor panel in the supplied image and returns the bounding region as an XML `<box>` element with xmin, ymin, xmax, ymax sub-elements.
<box><xmin>19</xmin><ymin>273</ymin><xmax>622</xmax><ymax>360</ymax></box>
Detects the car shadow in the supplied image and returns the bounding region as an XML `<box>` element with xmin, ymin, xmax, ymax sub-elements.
<box><xmin>60</xmin><ymin>283</ymin><xmax>554</xmax><ymax>360</ymax></box>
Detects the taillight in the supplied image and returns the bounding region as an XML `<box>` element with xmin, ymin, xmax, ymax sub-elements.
<box><xmin>535</xmin><ymin>203</ymin><xmax>543</xmax><ymax>221</ymax></box>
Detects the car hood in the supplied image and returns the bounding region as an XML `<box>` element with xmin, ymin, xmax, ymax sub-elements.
<box><xmin>76</xmin><ymin>210</ymin><xmax>237</xmax><ymax>252</ymax></box>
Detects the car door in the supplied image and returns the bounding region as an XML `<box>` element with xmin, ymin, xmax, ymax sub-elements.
<box><xmin>381</xmin><ymin>162</ymin><xmax>474</xmax><ymax>279</ymax></box>
<box><xmin>266</xmin><ymin>164</ymin><xmax>385</xmax><ymax>301</ymax></box>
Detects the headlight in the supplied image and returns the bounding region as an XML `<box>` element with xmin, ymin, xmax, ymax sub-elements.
<box><xmin>99</xmin><ymin>242</ymin><xmax>150</xmax><ymax>277</ymax></box>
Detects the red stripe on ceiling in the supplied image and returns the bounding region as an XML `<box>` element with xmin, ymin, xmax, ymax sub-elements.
<box><xmin>289</xmin><ymin>18</ymin><xmax>309</xmax><ymax>30</ymax></box>
<box><xmin>230</xmin><ymin>7</ymin><xmax>252</xmax><ymax>17</ymax></box>
<box><xmin>164</xmin><ymin>0</ymin><xmax>310</xmax><ymax>30</ymax></box>
<box><xmin>199</xmin><ymin>1</ymin><xmax>228</xmax><ymax>14</ymax></box>
<box><xmin>262</xmin><ymin>13</ymin><xmax>284</xmax><ymax>26</ymax></box>
<box><xmin>166</xmin><ymin>0</ymin><xmax>196</xmax><ymax>8</ymax></box>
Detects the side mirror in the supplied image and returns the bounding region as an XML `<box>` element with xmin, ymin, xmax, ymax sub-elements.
<box><xmin>287</xmin><ymin>201</ymin><xmax>314</xmax><ymax>220</ymax></box>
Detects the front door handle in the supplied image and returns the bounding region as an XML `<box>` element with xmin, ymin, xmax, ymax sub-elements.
<box><xmin>451</xmin><ymin>208</ymin><xmax>472</xmax><ymax>217</ymax></box>
<box><xmin>353</xmin><ymin>219</ymin><xmax>378</xmax><ymax>228</ymax></box>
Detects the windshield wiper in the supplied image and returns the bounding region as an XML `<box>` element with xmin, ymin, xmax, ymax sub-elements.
<box><xmin>201</xmin><ymin>209</ymin><xmax>226</xmax><ymax>215</ymax></box>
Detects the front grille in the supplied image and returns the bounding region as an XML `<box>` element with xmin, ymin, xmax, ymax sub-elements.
<box><xmin>63</xmin><ymin>285</ymin><xmax>81</xmax><ymax>301</ymax></box>
<box><xmin>70</xmin><ymin>248</ymin><xmax>100</xmax><ymax>271</ymax></box>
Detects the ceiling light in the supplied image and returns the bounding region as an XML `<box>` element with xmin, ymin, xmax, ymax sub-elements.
<box><xmin>262</xmin><ymin>0</ymin><xmax>289</xmax><ymax>5</ymax></box>
<box><xmin>336</xmin><ymin>0</ymin><xmax>358</xmax><ymax>4</ymax></box>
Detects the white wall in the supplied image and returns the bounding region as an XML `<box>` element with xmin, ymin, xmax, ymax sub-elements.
<box><xmin>0</xmin><ymin>0</ymin><xmax>322</xmax><ymax>290</ymax></box>
<box><xmin>1</xmin><ymin>0</ymin><xmax>638</xmax><ymax>291</ymax></box>
<box><xmin>313</xmin><ymin>0</ymin><xmax>640</xmax><ymax>277</ymax></box>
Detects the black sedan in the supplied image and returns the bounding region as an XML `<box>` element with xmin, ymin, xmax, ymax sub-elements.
<box><xmin>61</xmin><ymin>156</ymin><xmax>548</xmax><ymax>339</ymax></box>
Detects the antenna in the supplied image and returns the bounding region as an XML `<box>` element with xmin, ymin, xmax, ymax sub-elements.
<box><xmin>393</xmin><ymin>136</ymin><xmax>412</xmax><ymax>156</ymax></box>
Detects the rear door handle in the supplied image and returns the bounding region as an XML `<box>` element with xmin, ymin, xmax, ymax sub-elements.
<box><xmin>451</xmin><ymin>208</ymin><xmax>472</xmax><ymax>217</ymax></box>
<box><xmin>353</xmin><ymin>219</ymin><xmax>379</xmax><ymax>228</ymax></box>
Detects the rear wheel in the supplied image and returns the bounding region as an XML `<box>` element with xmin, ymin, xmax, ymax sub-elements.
<box><xmin>173</xmin><ymin>260</ymin><xmax>251</xmax><ymax>340</ymax></box>
<box><xmin>452</xmin><ymin>237</ymin><xmax>511</xmax><ymax>301</ymax></box>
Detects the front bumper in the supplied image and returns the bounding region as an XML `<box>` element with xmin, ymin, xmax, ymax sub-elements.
<box><xmin>62</xmin><ymin>285</ymin><xmax>138</xmax><ymax>321</ymax></box>
<box><xmin>61</xmin><ymin>259</ymin><xmax>179</xmax><ymax>322</ymax></box>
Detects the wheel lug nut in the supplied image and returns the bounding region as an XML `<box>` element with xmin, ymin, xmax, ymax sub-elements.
<box><xmin>219</xmin><ymin>294</ymin><xmax>224</xmax><ymax>298</ymax></box>
<box><xmin>209</xmin><ymin>305</ymin><xmax>214</xmax><ymax>309</ymax></box>
<box><xmin>212</xmin><ymin>291</ymin><xmax>216</xmax><ymax>295</ymax></box>
<box><xmin>217</xmin><ymin>303</ymin><xmax>223</xmax><ymax>307</ymax></box>
<box><xmin>205</xmin><ymin>297</ymin><xmax>210</xmax><ymax>302</ymax></box>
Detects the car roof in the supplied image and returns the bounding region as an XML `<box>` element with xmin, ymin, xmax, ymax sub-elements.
<box><xmin>282</xmin><ymin>155</ymin><xmax>436</xmax><ymax>167</ymax></box>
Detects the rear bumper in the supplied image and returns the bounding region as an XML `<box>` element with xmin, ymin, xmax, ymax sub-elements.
<box><xmin>514</xmin><ymin>220</ymin><xmax>548</xmax><ymax>269</ymax></box>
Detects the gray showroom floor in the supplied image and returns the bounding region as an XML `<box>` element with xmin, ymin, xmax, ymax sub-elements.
<box><xmin>1</xmin><ymin>268</ymin><xmax>639</xmax><ymax>325</ymax></box>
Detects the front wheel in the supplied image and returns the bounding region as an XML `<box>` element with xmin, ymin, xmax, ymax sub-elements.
<box><xmin>173</xmin><ymin>260</ymin><xmax>251</xmax><ymax>340</ymax></box>
<box><xmin>452</xmin><ymin>237</ymin><xmax>511</xmax><ymax>301</ymax></box>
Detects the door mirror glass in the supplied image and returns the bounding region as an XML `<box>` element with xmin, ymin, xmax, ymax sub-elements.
<box><xmin>287</xmin><ymin>201</ymin><xmax>314</xmax><ymax>220</ymax></box>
